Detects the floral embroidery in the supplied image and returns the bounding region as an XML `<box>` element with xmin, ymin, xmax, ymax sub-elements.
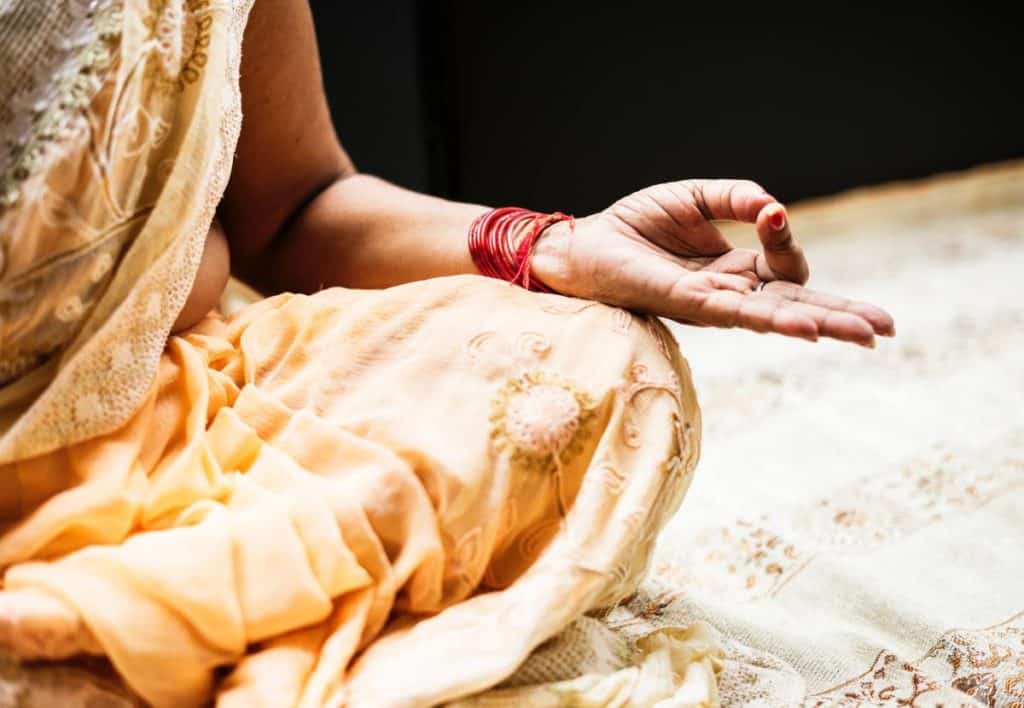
<box><xmin>655</xmin><ymin>521</ymin><xmax>808</xmax><ymax>599</ymax></box>
<box><xmin>465</xmin><ymin>330</ymin><xmax>551</xmax><ymax>379</ymax></box>
<box><xmin>492</xmin><ymin>371</ymin><xmax>597</xmax><ymax>467</ymax></box>
<box><xmin>806</xmin><ymin>653</ymin><xmax>949</xmax><ymax>707</ymax></box>
<box><xmin>655</xmin><ymin>446</ymin><xmax>1024</xmax><ymax>601</ymax></box>
<box><xmin>55</xmin><ymin>295</ymin><xmax>86</xmax><ymax>323</ymax></box>
<box><xmin>619</xmin><ymin>361</ymin><xmax>681</xmax><ymax>449</ymax></box>
<box><xmin>953</xmin><ymin>673</ymin><xmax>1000</xmax><ymax>706</ymax></box>
<box><xmin>926</xmin><ymin>618</ymin><xmax>1024</xmax><ymax>707</ymax></box>
<box><xmin>505</xmin><ymin>384</ymin><xmax>581</xmax><ymax>456</ymax></box>
<box><xmin>179</xmin><ymin>3</ymin><xmax>213</xmax><ymax>87</ymax></box>
<box><xmin>89</xmin><ymin>252</ymin><xmax>114</xmax><ymax>283</ymax></box>
<box><xmin>645</xmin><ymin>316</ymin><xmax>678</xmax><ymax>363</ymax></box>
<box><xmin>539</xmin><ymin>299</ymin><xmax>604</xmax><ymax>317</ymax></box>
<box><xmin>491</xmin><ymin>370</ymin><xmax>598</xmax><ymax>514</ymax></box>
<box><xmin>145</xmin><ymin>0</ymin><xmax>215</xmax><ymax>92</ymax></box>
<box><xmin>153</xmin><ymin>0</ymin><xmax>186</xmax><ymax>78</ymax></box>
<box><xmin>809</xmin><ymin>612</ymin><xmax>1024</xmax><ymax>708</ymax></box>
<box><xmin>514</xmin><ymin>331</ymin><xmax>551</xmax><ymax>358</ymax></box>
<box><xmin>0</xmin><ymin>0</ymin><xmax>123</xmax><ymax>207</ymax></box>
<box><xmin>784</xmin><ymin>451</ymin><xmax>1024</xmax><ymax>554</ymax></box>
<box><xmin>0</xmin><ymin>0</ymin><xmax>224</xmax><ymax>388</ymax></box>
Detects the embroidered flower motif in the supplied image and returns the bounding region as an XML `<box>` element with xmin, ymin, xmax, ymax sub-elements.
<box><xmin>491</xmin><ymin>370</ymin><xmax>597</xmax><ymax>474</ymax></box>
<box><xmin>505</xmin><ymin>383</ymin><xmax>581</xmax><ymax>457</ymax></box>
<box><xmin>89</xmin><ymin>252</ymin><xmax>114</xmax><ymax>282</ymax></box>
<box><xmin>808</xmin><ymin>615</ymin><xmax>1024</xmax><ymax>708</ymax></box>
<box><xmin>55</xmin><ymin>295</ymin><xmax>85</xmax><ymax>322</ymax></box>
<box><xmin>665</xmin><ymin>521</ymin><xmax>807</xmax><ymax>600</ymax></box>
<box><xmin>154</xmin><ymin>0</ymin><xmax>186</xmax><ymax>78</ymax></box>
<box><xmin>491</xmin><ymin>370</ymin><xmax>598</xmax><ymax>517</ymax></box>
<box><xmin>952</xmin><ymin>672</ymin><xmax>998</xmax><ymax>705</ymax></box>
<box><xmin>0</xmin><ymin>1</ymin><xmax>122</xmax><ymax>207</ymax></box>
<box><xmin>145</xmin><ymin>0</ymin><xmax>213</xmax><ymax>92</ymax></box>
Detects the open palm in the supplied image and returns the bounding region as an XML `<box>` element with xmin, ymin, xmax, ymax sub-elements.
<box><xmin>532</xmin><ymin>179</ymin><xmax>894</xmax><ymax>346</ymax></box>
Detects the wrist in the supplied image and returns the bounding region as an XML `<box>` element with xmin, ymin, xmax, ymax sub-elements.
<box><xmin>528</xmin><ymin>218</ymin><xmax>575</xmax><ymax>293</ymax></box>
<box><xmin>468</xmin><ymin>207</ymin><xmax>575</xmax><ymax>292</ymax></box>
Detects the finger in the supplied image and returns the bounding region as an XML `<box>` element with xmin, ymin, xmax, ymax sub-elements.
<box><xmin>682</xmin><ymin>179</ymin><xmax>777</xmax><ymax>224</ymax></box>
<box><xmin>662</xmin><ymin>270</ymin><xmax>754</xmax><ymax>310</ymax></box>
<box><xmin>704</xmin><ymin>248</ymin><xmax>777</xmax><ymax>282</ymax></box>
<box><xmin>735</xmin><ymin>295</ymin><xmax>819</xmax><ymax>341</ymax></box>
<box><xmin>775</xmin><ymin>299</ymin><xmax>877</xmax><ymax>347</ymax></box>
<box><xmin>765</xmin><ymin>281</ymin><xmax>895</xmax><ymax>336</ymax></box>
<box><xmin>693</xmin><ymin>291</ymin><xmax>875</xmax><ymax>346</ymax></box>
<box><xmin>613</xmin><ymin>184</ymin><xmax>734</xmax><ymax>256</ymax></box>
<box><xmin>756</xmin><ymin>203</ymin><xmax>810</xmax><ymax>285</ymax></box>
<box><xmin>684</xmin><ymin>289</ymin><xmax>820</xmax><ymax>342</ymax></box>
<box><xmin>611</xmin><ymin>258</ymin><xmax>753</xmax><ymax>318</ymax></box>
<box><xmin>664</xmin><ymin>276</ymin><xmax>879</xmax><ymax>346</ymax></box>
<box><xmin>702</xmin><ymin>271</ymin><xmax>756</xmax><ymax>293</ymax></box>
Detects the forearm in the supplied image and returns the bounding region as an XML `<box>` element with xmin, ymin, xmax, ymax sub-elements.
<box><xmin>240</xmin><ymin>174</ymin><xmax>488</xmax><ymax>293</ymax></box>
<box><xmin>219</xmin><ymin>0</ymin><xmax>494</xmax><ymax>294</ymax></box>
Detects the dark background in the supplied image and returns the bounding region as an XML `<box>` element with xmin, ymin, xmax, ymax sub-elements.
<box><xmin>310</xmin><ymin>2</ymin><xmax>1023</xmax><ymax>214</ymax></box>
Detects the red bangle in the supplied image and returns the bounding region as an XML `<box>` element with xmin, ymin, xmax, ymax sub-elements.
<box><xmin>468</xmin><ymin>207</ymin><xmax>574</xmax><ymax>293</ymax></box>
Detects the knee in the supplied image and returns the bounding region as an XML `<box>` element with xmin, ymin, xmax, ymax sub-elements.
<box><xmin>634</xmin><ymin>316</ymin><xmax>696</xmax><ymax>394</ymax></box>
<box><xmin>631</xmin><ymin>314</ymin><xmax>702</xmax><ymax>451</ymax></box>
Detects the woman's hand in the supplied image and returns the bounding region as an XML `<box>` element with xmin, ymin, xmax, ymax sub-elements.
<box><xmin>531</xmin><ymin>179</ymin><xmax>894</xmax><ymax>347</ymax></box>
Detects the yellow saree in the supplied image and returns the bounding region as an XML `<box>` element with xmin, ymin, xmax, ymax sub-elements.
<box><xmin>0</xmin><ymin>2</ymin><xmax>713</xmax><ymax>706</ymax></box>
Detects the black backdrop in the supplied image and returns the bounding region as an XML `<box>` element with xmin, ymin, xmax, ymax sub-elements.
<box><xmin>311</xmin><ymin>2</ymin><xmax>1023</xmax><ymax>213</ymax></box>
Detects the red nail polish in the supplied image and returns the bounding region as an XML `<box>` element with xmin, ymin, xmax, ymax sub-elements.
<box><xmin>769</xmin><ymin>209</ymin><xmax>787</xmax><ymax>231</ymax></box>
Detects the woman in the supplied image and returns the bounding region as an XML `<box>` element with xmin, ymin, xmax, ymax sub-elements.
<box><xmin>0</xmin><ymin>1</ymin><xmax>892</xmax><ymax>706</ymax></box>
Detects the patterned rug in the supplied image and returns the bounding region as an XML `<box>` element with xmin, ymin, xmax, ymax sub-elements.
<box><xmin>502</xmin><ymin>161</ymin><xmax>1024</xmax><ymax>707</ymax></box>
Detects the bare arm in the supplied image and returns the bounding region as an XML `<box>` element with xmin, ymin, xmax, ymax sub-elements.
<box><xmin>218</xmin><ymin>1</ymin><xmax>893</xmax><ymax>346</ymax></box>
<box><xmin>218</xmin><ymin>0</ymin><xmax>481</xmax><ymax>294</ymax></box>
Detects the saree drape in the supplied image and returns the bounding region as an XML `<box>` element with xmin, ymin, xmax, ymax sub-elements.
<box><xmin>0</xmin><ymin>2</ymin><xmax>715</xmax><ymax>705</ymax></box>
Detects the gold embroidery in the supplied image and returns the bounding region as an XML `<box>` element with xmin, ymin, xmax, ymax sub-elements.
<box><xmin>656</xmin><ymin>446</ymin><xmax>1024</xmax><ymax>601</ymax></box>
<box><xmin>810</xmin><ymin>612</ymin><xmax>1024</xmax><ymax>707</ymax></box>
<box><xmin>145</xmin><ymin>0</ymin><xmax>216</xmax><ymax>92</ymax></box>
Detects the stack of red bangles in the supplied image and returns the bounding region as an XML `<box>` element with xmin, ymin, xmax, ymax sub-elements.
<box><xmin>468</xmin><ymin>207</ymin><xmax>575</xmax><ymax>293</ymax></box>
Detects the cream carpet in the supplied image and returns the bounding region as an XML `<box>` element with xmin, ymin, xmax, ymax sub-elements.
<box><xmin>495</xmin><ymin>161</ymin><xmax>1024</xmax><ymax>707</ymax></box>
